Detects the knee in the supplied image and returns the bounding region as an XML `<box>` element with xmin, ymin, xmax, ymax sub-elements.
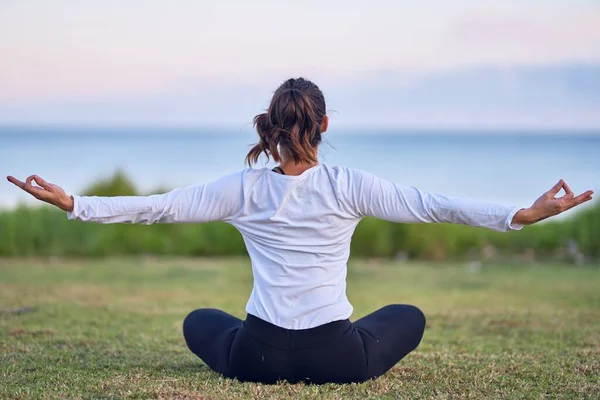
<box><xmin>405</xmin><ymin>305</ymin><xmax>426</xmax><ymax>332</ymax></box>
<box><xmin>383</xmin><ymin>304</ymin><xmax>426</xmax><ymax>327</ymax></box>
<box><xmin>182</xmin><ymin>308</ymin><xmax>212</xmax><ymax>341</ymax></box>
<box><xmin>183</xmin><ymin>308</ymin><xmax>216</xmax><ymax>355</ymax></box>
<box><xmin>182</xmin><ymin>310</ymin><xmax>199</xmax><ymax>342</ymax></box>
<box><xmin>403</xmin><ymin>305</ymin><xmax>426</xmax><ymax>350</ymax></box>
<box><xmin>386</xmin><ymin>304</ymin><xmax>426</xmax><ymax>340</ymax></box>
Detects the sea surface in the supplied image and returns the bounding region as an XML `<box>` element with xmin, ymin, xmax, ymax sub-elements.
<box><xmin>1</xmin><ymin>126</ymin><xmax>599</xmax><ymax>219</ymax></box>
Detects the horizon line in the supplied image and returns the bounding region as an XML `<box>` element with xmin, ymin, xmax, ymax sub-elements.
<box><xmin>1</xmin><ymin>123</ymin><xmax>600</xmax><ymax>135</ymax></box>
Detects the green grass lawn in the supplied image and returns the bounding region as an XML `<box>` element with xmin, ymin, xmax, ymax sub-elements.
<box><xmin>1</xmin><ymin>258</ymin><xmax>599</xmax><ymax>399</ymax></box>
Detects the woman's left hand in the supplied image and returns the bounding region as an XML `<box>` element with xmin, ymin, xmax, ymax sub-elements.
<box><xmin>512</xmin><ymin>179</ymin><xmax>593</xmax><ymax>225</ymax></box>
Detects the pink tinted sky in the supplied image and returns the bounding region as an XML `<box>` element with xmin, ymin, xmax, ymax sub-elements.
<box><xmin>0</xmin><ymin>1</ymin><xmax>599</xmax><ymax>128</ymax></box>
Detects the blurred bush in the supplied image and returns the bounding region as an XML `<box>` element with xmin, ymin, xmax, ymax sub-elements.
<box><xmin>0</xmin><ymin>171</ymin><xmax>598</xmax><ymax>262</ymax></box>
<box><xmin>81</xmin><ymin>169</ymin><xmax>138</xmax><ymax>197</ymax></box>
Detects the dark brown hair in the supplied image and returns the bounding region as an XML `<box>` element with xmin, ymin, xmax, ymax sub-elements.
<box><xmin>246</xmin><ymin>77</ymin><xmax>326</xmax><ymax>166</ymax></box>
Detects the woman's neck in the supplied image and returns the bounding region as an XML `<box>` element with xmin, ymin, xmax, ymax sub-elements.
<box><xmin>279</xmin><ymin>161</ymin><xmax>318</xmax><ymax>176</ymax></box>
<box><xmin>279</xmin><ymin>150</ymin><xmax>319</xmax><ymax>176</ymax></box>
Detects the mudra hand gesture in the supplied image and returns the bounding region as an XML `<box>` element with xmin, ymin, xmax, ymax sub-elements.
<box><xmin>7</xmin><ymin>175</ymin><xmax>74</xmax><ymax>212</ymax></box>
<box><xmin>512</xmin><ymin>179</ymin><xmax>593</xmax><ymax>225</ymax></box>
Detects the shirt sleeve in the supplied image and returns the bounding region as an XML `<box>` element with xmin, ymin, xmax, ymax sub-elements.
<box><xmin>66</xmin><ymin>171</ymin><xmax>244</xmax><ymax>224</ymax></box>
<box><xmin>345</xmin><ymin>168</ymin><xmax>524</xmax><ymax>232</ymax></box>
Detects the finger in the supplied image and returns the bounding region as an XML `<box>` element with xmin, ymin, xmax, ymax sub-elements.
<box><xmin>6</xmin><ymin>175</ymin><xmax>47</xmax><ymax>199</ymax></box>
<box><xmin>25</xmin><ymin>175</ymin><xmax>36</xmax><ymax>186</ymax></box>
<box><xmin>19</xmin><ymin>175</ymin><xmax>47</xmax><ymax>197</ymax></box>
<box><xmin>26</xmin><ymin>175</ymin><xmax>46</xmax><ymax>190</ymax></box>
<box><xmin>564</xmin><ymin>191</ymin><xmax>594</xmax><ymax>210</ymax></box>
<box><xmin>31</xmin><ymin>186</ymin><xmax>49</xmax><ymax>197</ymax></box>
<box><xmin>548</xmin><ymin>179</ymin><xmax>565</xmax><ymax>197</ymax></box>
<box><xmin>32</xmin><ymin>175</ymin><xmax>52</xmax><ymax>191</ymax></box>
<box><xmin>6</xmin><ymin>176</ymin><xmax>26</xmax><ymax>188</ymax></box>
<box><xmin>572</xmin><ymin>190</ymin><xmax>594</xmax><ymax>203</ymax></box>
<box><xmin>562</xmin><ymin>181</ymin><xmax>574</xmax><ymax>198</ymax></box>
<box><xmin>18</xmin><ymin>175</ymin><xmax>34</xmax><ymax>190</ymax></box>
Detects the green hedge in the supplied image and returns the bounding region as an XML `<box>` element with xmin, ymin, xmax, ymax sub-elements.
<box><xmin>1</xmin><ymin>171</ymin><xmax>598</xmax><ymax>260</ymax></box>
<box><xmin>1</xmin><ymin>204</ymin><xmax>598</xmax><ymax>260</ymax></box>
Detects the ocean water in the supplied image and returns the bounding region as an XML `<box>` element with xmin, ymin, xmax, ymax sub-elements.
<box><xmin>1</xmin><ymin>126</ymin><xmax>599</xmax><ymax>219</ymax></box>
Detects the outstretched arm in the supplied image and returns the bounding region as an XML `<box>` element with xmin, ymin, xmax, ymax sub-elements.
<box><xmin>6</xmin><ymin>173</ymin><xmax>244</xmax><ymax>224</ymax></box>
<box><xmin>347</xmin><ymin>170</ymin><xmax>593</xmax><ymax>232</ymax></box>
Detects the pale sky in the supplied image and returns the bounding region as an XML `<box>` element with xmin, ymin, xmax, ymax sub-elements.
<box><xmin>1</xmin><ymin>0</ymin><xmax>599</xmax><ymax>102</ymax></box>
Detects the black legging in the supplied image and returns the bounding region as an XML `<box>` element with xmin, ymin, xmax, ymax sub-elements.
<box><xmin>182</xmin><ymin>304</ymin><xmax>426</xmax><ymax>384</ymax></box>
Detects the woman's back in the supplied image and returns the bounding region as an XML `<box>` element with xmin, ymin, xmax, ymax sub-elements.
<box><xmin>232</xmin><ymin>164</ymin><xmax>360</xmax><ymax>329</ymax></box>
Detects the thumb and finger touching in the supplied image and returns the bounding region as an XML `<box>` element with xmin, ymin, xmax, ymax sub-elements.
<box><xmin>6</xmin><ymin>174</ymin><xmax>56</xmax><ymax>201</ymax></box>
<box><xmin>561</xmin><ymin>181</ymin><xmax>574</xmax><ymax>200</ymax></box>
<box><xmin>541</xmin><ymin>180</ymin><xmax>594</xmax><ymax>216</ymax></box>
<box><xmin>547</xmin><ymin>179</ymin><xmax>565</xmax><ymax>198</ymax></box>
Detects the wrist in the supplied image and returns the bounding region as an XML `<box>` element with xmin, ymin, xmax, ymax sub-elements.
<box><xmin>59</xmin><ymin>195</ymin><xmax>75</xmax><ymax>212</ymax></box>
<box><xmin>512</xmin><ymin>208</ymin><xmax>537</xmax><ymax>226</ymax></box>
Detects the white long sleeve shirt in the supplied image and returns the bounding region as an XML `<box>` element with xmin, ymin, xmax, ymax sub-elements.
<box><xmin>67</xmin><ymin>165</ymin><xmax>523</xmax><ymax>329</ymax></box>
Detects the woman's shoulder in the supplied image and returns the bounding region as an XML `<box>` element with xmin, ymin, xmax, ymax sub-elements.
<box><xmin>319</xmin><ymin>164</ymin><xmax>375</xmax><ymax>180</ymax></box>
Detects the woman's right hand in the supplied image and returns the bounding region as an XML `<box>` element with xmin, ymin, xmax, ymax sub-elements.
<box><xmin>6</xmin><ymin>175</ymin><xmax>74</xmax><ymax>212</ymax></box>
